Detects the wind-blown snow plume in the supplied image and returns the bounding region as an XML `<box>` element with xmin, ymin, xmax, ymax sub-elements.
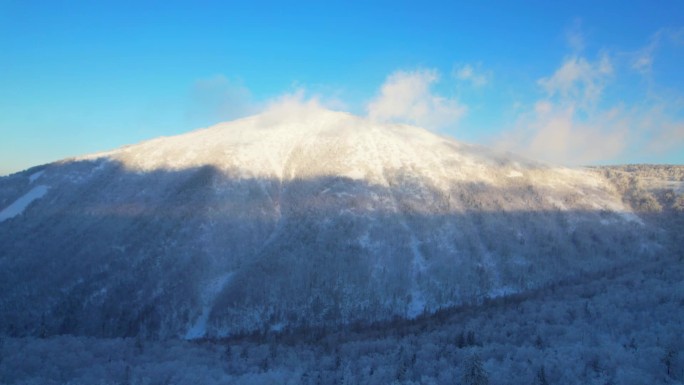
<box><xmin>367</xmin><ymin>69</ymin><xmax>466</xmax><ymax>130</ymax></box>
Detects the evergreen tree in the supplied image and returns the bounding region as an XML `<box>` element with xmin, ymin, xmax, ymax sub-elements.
<box><xmin>466</xmin><ymin>331</ymin><xmax>476</xmax><ymax>346</ymax></box>
<box><xmin>457</xmin><ymin>331</ymin><xmax>466</xmax><ymax>348</ymax></box>
<box><xmin>535</xmin><ymin>365</ymin><xmax>549</xmax><ymax>385</ymax></box>
<box><xmin>662</xmin><ymin>347</ymin><xmax>677</xmax><ymax>378</ymax></box>
<box><xmin>462</xmin><ymin>354</ymin><xmax>489</xmax><ymax>385</ymax></box>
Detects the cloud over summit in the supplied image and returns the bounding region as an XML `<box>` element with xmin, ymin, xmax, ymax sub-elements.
<box><xmin>366</xmin><ymin>69</ymin><xmax>467</xmax><ymax>131</ymax></box>
<box><xmin>537</xmin><ymin>54</ymin><xmax>612</xmax><ymax>106</ymax></box>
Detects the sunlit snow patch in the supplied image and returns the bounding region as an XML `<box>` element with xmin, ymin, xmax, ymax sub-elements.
<box><xmin>0</xmin><ymin>185</ymin><xmax>49</xmax><ymax>222</ymax></box>
<box><xmin>29</xmin><ymin>170</ymin><xmax>44</xmax><ymax>183</ymax></box>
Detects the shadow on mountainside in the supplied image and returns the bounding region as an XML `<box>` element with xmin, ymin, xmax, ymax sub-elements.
<box><xmin>0</xmin><ymin>159</ymin><xmax>680</xmax><ymax>340</ymax></box>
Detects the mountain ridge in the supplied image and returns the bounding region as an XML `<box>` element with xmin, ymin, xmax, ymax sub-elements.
<box><xmin>0</xmin><ymin>106</ymin><xmax>661</xmax><ymax>339</ymax></box>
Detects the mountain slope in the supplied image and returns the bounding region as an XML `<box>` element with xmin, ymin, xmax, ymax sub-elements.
<box><xmin>0</xmin><ymin>106</ymin><xmax>655</xmax><ymax>339</ymax></box>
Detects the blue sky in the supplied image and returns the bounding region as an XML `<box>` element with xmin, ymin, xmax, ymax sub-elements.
<box><xmin>1</xmin><ymin>1</ymin><xmax>683</xmax><ymax>174</ymax></box>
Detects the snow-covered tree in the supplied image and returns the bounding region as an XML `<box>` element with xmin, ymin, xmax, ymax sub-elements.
<box><xmin>462</xmin><ymin>354</ymin><xmax>489</xmax><ymax>385</ymax></box>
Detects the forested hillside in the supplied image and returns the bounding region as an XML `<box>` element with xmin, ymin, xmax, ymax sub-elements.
<box><xmin>1</xmin><ymin>247</ymin><xmax>681</xmax><ymax>384</ymax></box>
<box><xmin>0</xmin><ymin>109</ymin><xmax>657</xmax><ymax>339</ymax></box>
<box><xmin>594</xmin><ymin>165</ymin><xmax>684</xmax><ymax>256</ymax></box>
<box><xmin>1</xmin><ymin>107</ymin><xmax>682</xmax><ymax>384</ymax></box>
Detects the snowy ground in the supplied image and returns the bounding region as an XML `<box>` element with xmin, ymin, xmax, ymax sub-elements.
<box><xmin>2</xmin><ymin>253</ymin><xmax>681</xmax><ymax>385</ymax></box>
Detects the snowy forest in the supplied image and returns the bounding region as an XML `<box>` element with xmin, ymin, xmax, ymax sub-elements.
<box><xmin>1</xmin><ymin>104</ymin><xmax>683</xmax><ymax>385</ymax></box>
<box><xmin>3</xmin><ymin>0</ymin><xmax>684</xmax><ymax>382</ymax></box>
<box><xmin>1</xmin><ymin>249</ymin><xmax>682</xmax><ymax>384</ymax></box>
<box><xmin>1</xmin><ymin>164</ymin><xmax>683</xmax><ymax>384</ymax></box>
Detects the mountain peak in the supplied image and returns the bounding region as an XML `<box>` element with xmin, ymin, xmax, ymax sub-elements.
<box><xmin>78</xmin><ymin>106</ymin><xmax>465</xmax><ymax>182</ymax></box>
<box><xmin>73</xmin><ymin>106</ymin><xmax>622</xmax><ymax>204</ymax></box>
<box><xmin>0</xmin><ymin>104</ymin><xmax>652</xmax><ymax>339</ymax></box>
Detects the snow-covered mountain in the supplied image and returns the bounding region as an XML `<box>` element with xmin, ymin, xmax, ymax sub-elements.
<box><xmin>0</xmin><ymin>106</ymin><xmax>655</xmax><ymax>339</ymax></box>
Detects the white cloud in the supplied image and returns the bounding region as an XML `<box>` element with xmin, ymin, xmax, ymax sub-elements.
<box><xmin>496</xmin><ymin>46</ymin><xmax>684</xmax><ymax>165</ymax></box>
<box><xmin>538</xmin><ymin>53</ymin><xmax>612</xmax><ymax>106</ymax></box>
<box><xmin>649</xmin><ymin>122</ymin><xmax>684</xmax><ymax>154</ymax></box>
<box><xmin>632</xmin><ymin>34</ymin><xmax>659</xmax><ymax>75</ymax></box>
<box><xmin>188</xmin><ymin>77</ymin><xmax>350</xmax><ymax>127</ymax></box>
<box><xmin>632</xmin><ymin>51</ymin><xmax>654</xmax><ymax>74</ymax></box>
<box><xmin>259</xmin><ymin>89</ymin><xmax>324</xmax><ymax>120</ymax></box>
<box><xmin>188</xmin><ymin>75</ymin><xmax>255</xmax><ymax>123</ymax></box>
<box><xmin>454</xmin><ymin>64</ymin><xmax>491</xmax><ymax>87</ymax></box>
<box><xmin>641</xmin><ymin>107</ymin><xmax>684</xmax><ymax>155</ymax></box>
<box><xmin>631</xmin><ymin>28</ymin><xmax>684</xmax><ymax>75</ymax></box>
<box><xmin>498</xmin><ymin>101</ymin><xmax>629</xmax><ymax>165</ymax></box>
<box><xmin>566</xmin><ymin>19</ymin><xmax>585</xmax><ymax>52</ymax></box>
<box><xmin>254</xmin><ymin>88</ymin><xmax>353</xmax><ymax>127</ymax></box>
<box><xmin>499</xmin><ymin>91</ymin><xmax>684</xmax><ymax>165</ymax></box>
<box><xmin>367</xmin><ymin>69</ymin><xmax>467</xmax><ymax>130</ymax></box>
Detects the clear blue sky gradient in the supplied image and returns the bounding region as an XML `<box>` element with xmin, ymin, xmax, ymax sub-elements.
<box><xmin>1</xmin><ymin>1</ymin><xmax>683</xmax><ymax>174</ymax></box>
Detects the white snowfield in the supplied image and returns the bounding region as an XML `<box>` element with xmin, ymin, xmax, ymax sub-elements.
<box><xmin>0</xmin><ymin>185</ymin><xmax>49</xmax><ymax>222</ymax></box>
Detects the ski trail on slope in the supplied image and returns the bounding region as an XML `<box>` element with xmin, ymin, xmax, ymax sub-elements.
<box><xmin>0</xmin><ymin>185</ymin><xmax>49</xmax><ymax>222</ymax></box>
<box><xmin>184</xmin><ymin>273</ymin><xmax>233</xmax><ymax>340</ymax></box>
<box><xmin>29</xmin><ymin>170</ymin><xmax>45</xmax><ymax>183</ymax></box>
